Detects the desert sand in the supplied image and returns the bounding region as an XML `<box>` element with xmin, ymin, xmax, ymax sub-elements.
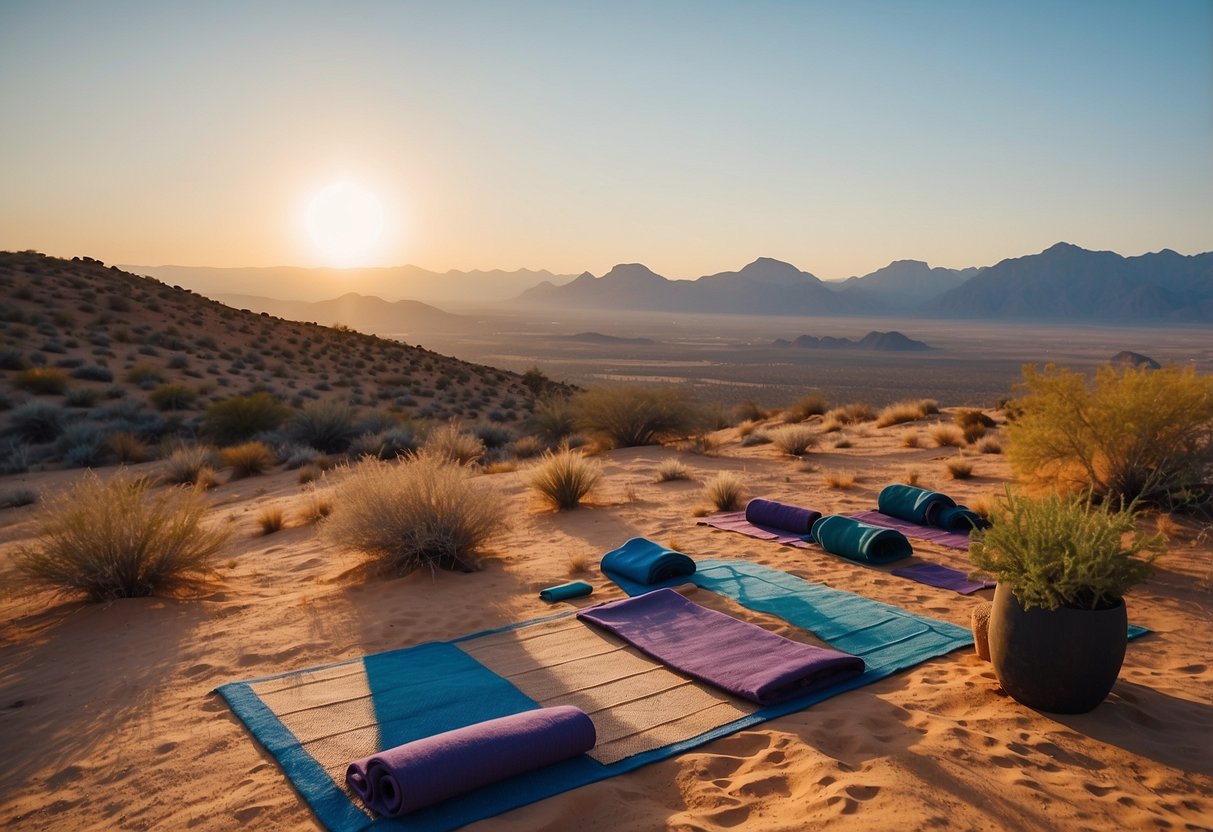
<box><xmin>1</xmin><ymin>416</ymin><xmax>1210</xmax><ymax>831</ymax></box>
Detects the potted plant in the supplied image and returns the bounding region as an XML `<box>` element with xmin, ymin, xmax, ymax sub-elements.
<box><xmin>970</xmin><ymin>490</ymin><xmax>1164</xmax><ymax>714</ymax></box>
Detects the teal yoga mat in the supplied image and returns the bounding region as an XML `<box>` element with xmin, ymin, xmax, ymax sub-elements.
<box><xmin>218</xmin><ymin>561</ymin><xmax>972</xmax><ymax>832</ymax></box>
<box><xmin>811</xmin><ymin>515</ymin><xmax>913</xmax><ymax>564</ymax></box>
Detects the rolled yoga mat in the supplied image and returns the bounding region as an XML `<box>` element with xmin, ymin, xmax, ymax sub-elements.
<box><xmin>578</xmin><ymin>588</ymin><xmax>865</xmax><ymax>705</ymax></box>
<box><xmin>744</xmin><ymin>498</ymin><xmax>822</xmax><ymax>535</ymax></box>
<box><xmin>600</xmin><ymin>537</ymin><xmax>696</xmax><ymax>587</ymax></box>
<box><xmin>346</xmin><ymin>706</ymin><xmax>596</xmax><ymax>818</ymax></box>
<box><xmin>539</xmin><ymin>581</ymin><xmax>593</xmax><ymax>603</ymax></box>
<box><xmin>877</xmin><ymin>484</ymin><xmax>956</xmax><ymax>526</ymax></box>
<box><xmin>934</xmin><ymin>505</ymin><xmax>989</xmax><ymax>533</ymax></box>
<box><xmin>811</xmin><ymin>515</ymin><xmax>913</xmax><ymax>564</ymax></box>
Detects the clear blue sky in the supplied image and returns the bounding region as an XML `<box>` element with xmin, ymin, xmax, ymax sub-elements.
<box><xmin>1</xmin><ymin>0</ymin><xmax>1210</xmax><ymax>279</ymax></box>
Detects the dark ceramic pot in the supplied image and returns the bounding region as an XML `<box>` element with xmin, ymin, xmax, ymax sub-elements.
<box><xmin>988</xmin><ymin>583</ymin><xmax>1127</xmax><ymax>714</ymax></box>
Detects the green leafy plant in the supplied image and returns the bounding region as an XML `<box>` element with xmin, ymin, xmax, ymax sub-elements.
<box><xmin>970</xmin><ymin>489</ymin><xmax>1164</xmax><ymax>611</ymax></box>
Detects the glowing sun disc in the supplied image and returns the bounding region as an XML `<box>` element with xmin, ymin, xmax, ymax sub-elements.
<box><xmin>305</xmin><ymin>181</ymin><xmax>385</xmax><ymax>264</ymax></box>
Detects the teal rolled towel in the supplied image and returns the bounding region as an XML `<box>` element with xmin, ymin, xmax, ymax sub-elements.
<box><xmin>539</xmin><ymin>581</ymin><xmax>594</xmax><ymax>603</ymax></box>
<box><xmin>877</xmin><ymin>484</ymin><xmax>956</xmax><ymax>526</ymax></box>
<box><xmin>810</xmin><ymin>515</ymin><xmax>913</xmax><ymax>564</ymax></box>
<box><xmin>601</xmin><ymin>537</ymin><xmax>696</xmax><ymax>586</ymax></box>
<box><xmin>934</xmin><ymin>505</ymin><xmax>989</xmax><ymax>533</ymax></box>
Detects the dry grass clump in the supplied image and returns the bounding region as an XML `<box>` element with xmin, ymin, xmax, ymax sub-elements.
<box><xmin>219</xmin><ymin>441</ymin><xmax>276</xmax><ymax>479</ymax></box>
<box><xmin>819</xmin><ymin>417</ymin><xmax>844</xmax><ymax>434</ymax></box>
<box><xmin>703</xmin><ymin>472</ymin><xmax>746</xmax><ymax>511</ymax></box>
<box><xmin>902</xmin><ymin>432</ymin><xmax>923</xmax><ymax>449</ymax></box>
<box><xmin>16</xmin><ymin>367</ymin><xmax>69</xmax><ymax>395</ymax></box>
<box><xmin>823</xmin><ymin>470</ymin><xmax>858</xmax><ymax>489</ymax></box>
<box><xmin>740</xmin><ymin>429</ymin><xmax>773</xmax><ymax>447</ymax></box>
<box><xmin>770</xmin><ymin>424</ymin><xmax>819</xmax><ymax>456</ymax></box>
<box><xmin>968</xmin><ymin>493</ymin><xmax>998</xmax><ymax>519</ymax></box>
<box><xmin>528</xmin><ymin>449</ymin><xmax>602</xmax><ymax>510</ymax></box>
<box><xmin>956</xmin><ymin>409</ymin><xmax>997</xmax><ymax>430</ymax></box>
<box><xmin>288</xmin><ymin>400</ymin><xmax>360</xmax><ymax>453</ymax></box>
<box><xmin>683</xmin><ymin>433</ymin><xmax>720</xmax><ymax>456</ymax></box>
<box><xmin>975</xmin><ymin>435</ymin><xmax>1003</xmax><ymax>454</ymax></box>
<box><xmin>508</xmin><ymin>435</ymin><xmax>544</xmax><ymax>459</ymax></box>
<box><xmin>106</xmin><ymin>431</ymin><xmax>147</xmax><ymax>463</ymax></box>
<box><xmin>202</xmin><ymin>392</ymin><xmax>292</xmax><ymax>445</ymax></box>
<box><xmin>900</xmin><ymin>468</ymin><xmax>923</xmax><ymax>487</ymax></box>
<box><xmin>320</xmin><ymin>452</ymin><xmax>505</xmax><ymax>574</ymax></box>
<box><xmin>483</xmin><ymin>460</ymin><xmax>519</xmax><ymax>474</ymax></box>
<box><xmin>567</xmin><ymin>551</ymin><xmax>590</xmax><ymax>575</ymax></box>
<box><xmin>256</xmin><ymin>507</ymin><xmax>286</xmax><ymax>535</ymax></box>
<box><xmin>917</xmin><ymin>399</ymin><xmax>940</xmax><ymax>415</ymax></box>
<box><xmin>930</xmin><ymin>424</ymin><xmax>965</xmax><ymax>448</ymax></box>
<box><xmin>301</xmin><ymin>490</ymin><xmax>333</xmax><ymax>524</ymax></box>
<box><xmin>824</xmin><ymin>402</ymin><xmax>875</xmax><ymax>424</ymax></box>
<box><xmin>530</xmin><ymin>394</ymin><xmax>577</xmax><ymax>442</ymax></box>
<box><xmin>573</xmin><ymin>386</ymin><xmax>704</xmax><ymax>447</ymax></box>
<box><xmin>421</xmin><ymin>423</ymin><xmax>485</xmax><ymax>465</ymax></box>
<box><xmin>655</xmin><ymin>458</ymin><xmax>692</xmax><ymax>482</ymax></box>
<box><xmin>160</xmin><ymin>445</ymin><xmax>219</xmax><ymax>486</ymax></box>
<box><xmin>961</xmin><ymin>422</ymin><xmax>988</xmax><ymax>444</ymax></box>
<box><xmin>834</xmin><ymin>436</ymin><xmax>854</xmax><ymax>449</ymax></box>
<box><xmin>876</xmin><ymin>400</ymin><xmax>930</xmax><ymax>428</ymax></box>
<box><xmin>733</xmin><ymin>400</ymin><xmax>770</xmax><ymax>423</ymax></box>
<box><xmin>946</xmin><ymin>457</ymin><xmax>975</xmax><ymax>479</ymax></box>
<box><xmin>784</xmin><ymin>393</ymin><xmax>828</xmax><ymax>422</ymax></box>
<box><xmin>14</xmin><ymin>470</ymin><xmax>230</xmax><ymax>600</ymax></box>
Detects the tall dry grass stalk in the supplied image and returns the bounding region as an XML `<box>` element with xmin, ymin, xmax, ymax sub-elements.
<box><xmin>15</xmin><ymin>470</ymin><xmax>230</xmax><ymax>600</ymax></box>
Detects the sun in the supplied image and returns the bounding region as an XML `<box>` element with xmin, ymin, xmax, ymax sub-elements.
<box><xmin>305</xmin><ymin>181</ymin><xmax>385</xmax><ymax>266</ymax></box>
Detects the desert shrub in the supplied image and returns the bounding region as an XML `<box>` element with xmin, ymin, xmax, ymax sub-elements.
<box><xmin>917</xmin><ymin>399</ymin><xmax>940</xmax><ymax>415</ymax></box>
<box><xmin>786</xmin><ymin>393</ymin><xmax>828</xmax><ymax>421</ymax></box>
<box><xmin>301</xmin><ymin>489</ymin><xmax>333</xmax><ymax>523</ymax></box>
<box><xmin>961</xmin><ymin>421</ymin><xmax>988</xmax><ymax>444</ymax></box>
<box><xmin>930</xmin><ymin>424</ymin><xmax>965</xmax><ymax>448</ymax></box>
<box><xmin>875</xmin><ymin>400</ymin><xmax>928</xmax><ymax>428</ymax></box>
<box><xmin>946</xmin><ymin>458</ymin><xmax>975</xmax><ymax>479</ymax></box>
<box><xmin>219</xmin><ymin>441</ymin><xmax>276</xmax><ymax>478</ymax></box>
<box><xmin>422</xmin><ymin>423</ymin><xmax>485</xmax><ymax>465</ymax></box>
<box><xmin>818</xmin><ymin>417</ymin><xmax>844</xmax><ymax>433</ymax></box>
<box><xmin>107</xmin><ymin>431</ymin><xmax>148</xmax><ymax>463</ymax></box>
<box><xmin>472</xmin><ymin>423</ymin><xmax>516</xmax><ymax>450</ymax></box>
<box><xmin>64</xmin><ymin>388</ymin><xmax>100</xmax><ymax>408</ymax></box>
<box><xmin>823</xmin><ymin>470</ymin><xmax>857</xmax><ymax>489</ymax></box>
<box><xmin>483</xmin><ymin>460</ymin><xmax>518</xmax><ymax>474</ymax></box>
<box><xmin>529</xmin><ymin>394</ymin><xmax>577</xmax><ymax>441</ymax></box>
<box><xmin>732</xmin><ymin>400</ymin><xmax>769</xmax><ymax>423</ymax></box>
<box><xmin>976</xmin><ymin>436</ymin><xmax>1003</xmax><ymax>454</ymax></box>
<box><xmin>321</xmin><ymin>452</ymin><xmax>505</xmax><ymax>573</ymax></box>
<box><xmin>528</xmin><ymin>449</ymin><xmax>602</xmax><ymax>510</ymax></box>
<box><xmin>126</xmin><ymin>363</ymin><xmax>165</xmax><ymax>385</ymax></box>
<box><xmin>1006</xmin><ymin>364</ymin><xmax>1213</xmax><ymax>508</ymax></box>
<box><xmin>13</xmin><ymin>470</ymin><xmax>231</xmax><ymax>600</ymax></box>
<box><xmin>573</xmin><ymin>386</ymin><xmax>703</xmax><ymax>447</ymax></box>
<box><xmin>15</xmin><ymin>367</ymin><xmax>68</xmax><ymax>395</ymax></box>
<box><xmin>70</xmin><ymin>364</ymin><xmax>113</xmax><ymax>382</ymax></box>
<box><xmin>825</xmin><ymin>402</ymin><xmax>875</xmax><ymax>424</ymax></box>
<box><xmin>58</xmin><ymin>423</ymin><xmax>109</xmax><ymax>467</ymax></box>
<box><xmin>0</xmin><ymin>488</ymin><xmax>38</xmax><ymax>509</ymax></box>
<box><xmin>956</xmin><ymin>409</ymin><xmax>997</xmax><ymax>430</ymax></box>
<box><xmin>149</xmin><ymin>383</ymin><xmax>198</xmax><ymax>411</ymax></box>
<box><xmin>0</xmin><ymin>438</ymin><xmax>31</xmax><ymax>475</ymax></box>
<box><xmin>348</xmin><ymin>427</ymin><xmax>419</xmax><ymax>460</ymax></box>
<box><xmin>508</xmin><ymin>435</ymin><xmax>544</xmax><ymax>459</ymax></box>
<box><xmin>160</xmin><ymin>445</ymin><xmax>219</xmax><ymax>486</ymax></box>
<box><xmin>770</xmin><ymin>424</ymin><xmax>818</xmax><ymax>456</ymax></box>
<box><xmin>288</xmin><ymin>400</ymin><xmax>360</xmax><ymax>453</ymax></box>
<box><xmin>202</xmin><ymin>392</ymin><xmax>291</xmax><ymax>445</ymax></box>
<box><xmin>684</xmin><ymin>433</ymin><xmax>720</xmax><ymax>455</ymax></box>
<box><xmin>740</xmin><ymin>430</ymin><xmax>772</xmax><ymax>447</ymax></box>
<box><xmin>703</xmin><ymin>472</ymin><xmax>746</xmax><ymax>511</ymax></box>
<box><xmin>970</xmin><ymin>490</ymin><xmax>1164</xmax><ymax>611</ymax></box>
<box><xmin>256</xmin><ymin>507</ymin><xmax>286</xmax><ymax>535</ymax></box>
<box><xmin>655</xmin><ymin>458</ymin><xmax>691</xmax><ymax>482</ymax></box>
<box><xmin>7</xmin><ymin>401</ymin><xmax>67</xmax><ymax>443</ymax></box>
<box><xmin>0</xmin><ymin>347</ymin><xmax>27</xmax><ymax>371</ymax></box>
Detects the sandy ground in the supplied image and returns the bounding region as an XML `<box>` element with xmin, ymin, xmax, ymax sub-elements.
<box><xmin>1</xmin><ymin>417</ymin><xmax>1211</xmax><ymax>831</ymax></box>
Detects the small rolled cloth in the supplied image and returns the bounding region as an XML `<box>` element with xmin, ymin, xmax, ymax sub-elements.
<box><xmin>934</xmin><ymin>505</ymin><xmax>989</xmax><ymax>533</ymax></box>
<box><xmin>744</xmin><ymin>498</ymin><xmax>822</xmax><ymax>535</ymax></box>
<box><xmin>346</xmin><ymin>706</ymin><xmax>596</xmax><ymax>818</ymax></box>
<box><xmin>811</xmin><ymin>515</ymin><xmax>913</xmax><ymax>564</ymax></box>
<box><xmin>539</xmin><ymin>580</ymin><xmax>593</xmax><ymax>603</ymax></box>
<box><xmin>600</xmin><ymin>537</ymin><xmax>696</xmax><ymax>586</ymax></box>
<box><xmin>877</xmin><ymin>484</ymin><xmax>956</xmax><ymax>526</ymax></box>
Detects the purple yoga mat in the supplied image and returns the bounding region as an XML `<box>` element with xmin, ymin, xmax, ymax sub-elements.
<box><xmin>891</xmin><ymin>562</ymin><xmax>996</xmax><ymax>595</ymax></box>
<box><xmin>697</xmin><ymin>511</ymin><xmax>813</xmax><ymax>547</ymax></box>
<box><xmin>745</xmin><ymin>498</ymin><xmax>822</xmax><ymax>535</ymax></box>
<box><xmin>849</xmin><ymin>510</ymin><xmax>973</xmax><ymax>550</ymax></box>
<box><xmin>577</xmin><ymin>588</ymin><xmax>865</xmax><ymax>705</ymax></box>
<box><xmin>346</xmin><ymin>706</ymin><xmax>596</xmax><ymax>818</ymax></box>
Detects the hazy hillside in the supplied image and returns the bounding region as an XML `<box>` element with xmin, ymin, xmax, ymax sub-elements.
<box><xmin>933</xmin><ymin>243</ymin><xmax>1213</xmax><ymax>321</ymax></box>
<box><xmin>772</xmin><ymin>331</ymin><xmax>932</xmax><ymax>351</ymax></box>
<box><xmin>125</xmin><ymin>263</ymin><xmax>576</xmax><ymax>305</ymax></box>
<box><xmin>214</xmin><ymin>292</ymin><xmax>469</xmax><ymax>334</ymax></box>
<box><xmin>0</xmin><ymin>252</ymin><xmax>556</xmax><ymax>472</ymax></box>
<box><xmin>831</xmin><ymin>260</ymin><xmax>980</xmax><ymax>308</ymax></box>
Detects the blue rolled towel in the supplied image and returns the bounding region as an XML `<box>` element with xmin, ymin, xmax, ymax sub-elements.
<box><xmin>877</xmin><ymin>484</ymin><xmax>956</xmax><ymax>526</ymax></box>
<box><xmin>600</xmin><ymin>537</ymin><xmax>696</xmax><ymax>586</ymax></box>
<box><xmin>810</xmin><ymin>515</ymin><xmax>913</xmax><ymax>564</ymax></box>
<box><xmin>934</xmin><ymin>505</ymin><xmax>989</xmax><ymax>533</ymax></box>
<box><xmin>346</xmin><ymin>706</ymin><xmax>596</xmax><ymax>817</ymax></box>
<box><xmin>744</xmin><ymin>498</ymin><xmax>822</xmax><ymax>535</ymax></box>
<box><xmin>539</xmin><ymin>581</ymin><xmax>594</xmax><ymax>603</ymax></box>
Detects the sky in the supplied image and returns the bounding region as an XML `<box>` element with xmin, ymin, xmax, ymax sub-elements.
<box><xmin>1</xmin><ymin>0</ymin><xmax>1211</xmax><ymax>281</ymax></box>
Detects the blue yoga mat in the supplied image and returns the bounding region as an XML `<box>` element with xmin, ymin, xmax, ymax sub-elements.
<box><xmin>811</xmin><ymin>515</ymin><xmax>914</xmax><ymax>564</ymax></box>
<box><xmin>218</xmin><ymin>560</ymin><xmax>973</xmax><ymax>832</ymax></box>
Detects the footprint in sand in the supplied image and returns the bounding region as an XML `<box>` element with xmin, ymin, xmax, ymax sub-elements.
<box><xmin>845</xmin><ymin>785</ymin><xmax>881</xmax><ymax>801</ymax></box>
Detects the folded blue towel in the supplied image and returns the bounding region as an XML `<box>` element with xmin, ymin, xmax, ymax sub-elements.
<box><xmin>600</xmin><ymin>537</ymin><xmax>696</xmax><ymax>587</ymax></box>
<box><xmin>877</xmin><ymin>484</ymin><xmax>956</xmax><ymax>526</ymax></box>
<box><xmin>810</xmin><ymin>515</ymin><xmax>913</xmax><ymax>564</ymax></box>
<box><xmin>539</xmin><ymin>581</ymin><xmax>594</xmax><ymax>603</ymax></box>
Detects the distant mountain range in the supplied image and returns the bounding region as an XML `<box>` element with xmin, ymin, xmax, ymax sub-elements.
<box><xmin>214</xmin><ymin>292</ymin><xmax>468</xmax><ymax>333</ymax></box>
<box><xmin>519</xmin><ymin>244</ymin><xmax>1213</xmax><ymax>322</ymax></box>
<box><xmin>773</xmin><ymin>331</ymin><xmax>932</xmax><ymax>351</ymax></box>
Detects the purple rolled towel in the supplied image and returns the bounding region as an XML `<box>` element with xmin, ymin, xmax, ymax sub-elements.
<box><xmin>346</xmin><ymin>705</ymin><xmax>596</xmax><ymax>817</ymax></box>
<box><xmin>744</xmin><ymin>498</ymin><xmax>822</xmax><ymax>535</ymax></box>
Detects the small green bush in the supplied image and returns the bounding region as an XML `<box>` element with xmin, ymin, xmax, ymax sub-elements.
<box><xmin>202</xmin><ymin>392</ymin><xmax>291</xmax><ymax>444</ymax></box>
<box><xmin>528</xmin><ymin>449</ymin><xmax>602</xmax><ymax>509</ymax></box>
<box><xmin>15</xmin><ymin>367</ymin><xmax>68</xmax><ymax>395</ymax></box>
<box><xmin>573</xmin><ymin>386</ymin><xmax>704</xmax><ymax>447</ymax></box>
<box><xmin>288</xmin><ymin>400</ymin><xmax>360</xmax><ymax>453</ymax></box>
<box><xmin>971</xmin><ymin>490</ymin><xmax>1164</xmax><ymax>611</ymax></box>
<box><xmin>321</xmin><ymin>452</ymin><xmax>506</xmax><ymax>573</ymax></box>
<box><xmin>14</xmin><ymin>470</ymin><xmax>230</xmax><ymax>600</ymax></box>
